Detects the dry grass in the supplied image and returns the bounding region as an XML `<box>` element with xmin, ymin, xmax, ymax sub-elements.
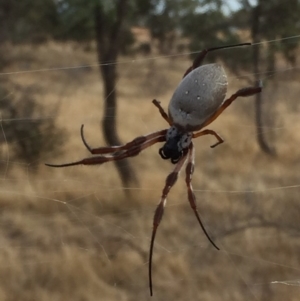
<box><xmin>1</xmin><ymin>42</ymin><xmax>300</xmax><ymax>300</ymax></box>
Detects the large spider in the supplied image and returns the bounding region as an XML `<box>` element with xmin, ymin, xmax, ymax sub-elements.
<box><xmin>46</xmin><ymin>42</ymin><xmax>262</xmax><ymax>296</ymax></box>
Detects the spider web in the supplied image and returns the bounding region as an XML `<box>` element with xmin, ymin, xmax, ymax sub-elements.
<box><xmin>0</xmin><ymin>35</ymin><xmax>300</xmax><ymax>301</ymax></box>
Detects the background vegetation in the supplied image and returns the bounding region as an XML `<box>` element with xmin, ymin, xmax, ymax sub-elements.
<box><xmin>0</xmin><ymin>1</ymin><xmax>300</xmax><ymax>300</ymax></box>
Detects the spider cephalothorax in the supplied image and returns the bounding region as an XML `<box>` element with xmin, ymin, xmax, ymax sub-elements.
<box><xmin>46</xmin><ymin>42</ymin><xmax>262</xmax><ymax>296</ymax></box>
<box><xmin>159</xmin><ymin>126</ymin><xmax>192</xmax><ymax>163</ymax></box>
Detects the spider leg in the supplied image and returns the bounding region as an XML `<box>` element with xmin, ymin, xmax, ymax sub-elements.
<box><xmin>81</xmin><ymin>124</ymin><xmax>167</xmax><ymax>155</ymax></box>
<box><xmin>149</xmin><ymin>149</ymin><xmax>189</xmax><ymax>296</ymax></box>
<box><xmin>201</xmin><ymin>85</ymin><xmax>262</xmax><ymax>128</ymax></box>
<box><xmin>185</xmin><ymin>142</ymin><xmax>219</xmax><ymax>250</ymax></box>
<box><xmin>45</xmin><ymin>131</ymin><xmax>166</xmax><ymax>168</ymax></box>
<box><xmin>152</xmin><ymin>99</ymin><xmax>172</xmax><ymax>126</ymax></box>
<box><xmin>193</xmin><ymin>129</ymin><xmax>224</xmax><ymax>148</ymax></box>
<box><xmin>183</xmin><ymin>43</ymin><xmax>251</xmax><ymax>78</ymax></box>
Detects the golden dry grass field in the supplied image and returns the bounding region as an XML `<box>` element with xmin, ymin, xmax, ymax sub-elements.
<box><xmin>1</xmin><ymin>42</ymin><xmax>300</xmax><ymax>301</ymax></box>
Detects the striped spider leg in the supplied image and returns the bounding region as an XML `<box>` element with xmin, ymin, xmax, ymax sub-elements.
<box><xmin>45</xmin><ymin>126</ymin><xmax>167</xmax><ymax>167</ymax></box>
<box><xmin>148</xmin><ymin>141</ymin><xmax>219</xmax><ymax>296</ymax></box>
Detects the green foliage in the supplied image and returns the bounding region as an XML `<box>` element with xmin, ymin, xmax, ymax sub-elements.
<box><xmin>0</xmin><ymin>0</ymin><xmax>299</xmax><ymax>61</ymax></box>
<box><xmin>236</xmin><ymin>0</ymin><xmax>300</xmax><ymax>65</ymax></box>
<box><xmin>180</xmin><ymin>0</ymin><xmax>300</xmax><ymax>72</ymax></box>
<box><xmin>180</xmin><ymin>1</ymin><xmax>251</xmax><ymax>72</ymax></box>
<box><xmin>54</xmin><ymin>0</ymin><xmax>139</xmax><ymax>53</ymax></box>
<box><xmin>0</xmin><ymin>0</ymin><xmax>59</xmax><ymax>43</ymax></box>
<box><xmin>0</xmin><ymin>0</ymin><xmax>140</xmax><ymax>52</ymax></box>
<box><xmin>0</xmin><ymin>85</ymin><xmax>66</xmax><ymax>169</ymax></box>
<box><xmin>54</xmin><ymin>0</ymin><xmax>98</xmax><ymax>41</ymax></box>
<box><xmin>143</xmin><ymin>0</ymin><xmax>200</xmax><ymax>53</ymax></box>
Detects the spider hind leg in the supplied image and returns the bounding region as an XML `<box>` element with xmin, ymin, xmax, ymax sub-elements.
<box><xmin>149</xmin><ymin>149</ymin><xmax>189</xmax><ymax>296</ymax></box>
<box><xmin>185</xmin><ymin>142</ymin><xmax>219</xmax><ymax>250</ymax></box>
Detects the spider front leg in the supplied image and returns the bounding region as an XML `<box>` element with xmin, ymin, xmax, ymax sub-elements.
<box><xmin>185</xmin><ymin>142</ymin><xmax>219</xmax><ymax>250</ymax></box>
<box><xmin>81</xmin><ymin>124</ymin><xmax>167</xmax><ymax>155</ymax></box>
<box><xmin>152</xmin><ymin>99</ymin><xmax>172</xmax><ymax>126</ymax></box>
<box><xmin>149</xmin><ymin>149</ymin><xmax>189</xmax><ymax>296</ymax></box>
<box><xmin>45</xmin><ymin>130</ymin><xmax>166</xmax><ymax>168</ymax></box>
<box><xmin>183</xmin><ymin>43</ymin><xmax>252</xmax><ymax>78</ymax></box>
<box><xmin>193</xmin><ymin>129</ymin><xmax>224</xmax><ymax>148</ymax></box>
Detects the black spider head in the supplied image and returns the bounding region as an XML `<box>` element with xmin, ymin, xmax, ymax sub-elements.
<box><xmin>159</xmin><ymin>126</ymin><xmax>192</xmax><ymax>164</ymax></box>
<box><xmin>159</xmin><ymin>136</ymin><xmax>183</xmax><ymax>163</ymax></box>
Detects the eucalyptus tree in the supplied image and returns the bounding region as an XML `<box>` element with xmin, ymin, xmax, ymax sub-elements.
<box><xmin>235</xmin><ymin>0</ymin><xmax>300</xmax><ymax>154</ymax></box>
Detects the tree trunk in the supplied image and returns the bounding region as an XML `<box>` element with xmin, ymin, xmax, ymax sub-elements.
<box><xmin>251</xmin><ymin>4</ymin><xmax>275</xmax><ymax>155</ymax></box>
<box><xmin>94</xmin><ymin>1</ymin><xmax>138</xmax><ymax>187</ymax></box>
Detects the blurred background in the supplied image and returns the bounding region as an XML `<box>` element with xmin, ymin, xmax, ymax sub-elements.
<box><xmin>0</xmin><ymin>1</ymin><xmax>300</xmax><ymax>300</ymax></box>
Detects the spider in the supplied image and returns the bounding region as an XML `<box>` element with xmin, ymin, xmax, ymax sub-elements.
<box><xmin>46</xmin><ymin>42</ymin><xmax>262</xmax><ymax>296</ymax></box>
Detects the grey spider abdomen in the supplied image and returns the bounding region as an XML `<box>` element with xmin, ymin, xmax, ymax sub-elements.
<box><xmin>168</xmin><ymin>63</ymin><xmax>228</xmax><ymax>131</ymax></box>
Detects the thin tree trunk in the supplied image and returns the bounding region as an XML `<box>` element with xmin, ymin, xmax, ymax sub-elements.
<box><xmin>252</xmin><ymin>4</ymin><xmax>275</xmax><ymax>155</ymax></box>
<box><xmin>94</xmin><ymin>1</ymin><xmax>138</xmax><ymax>187</ymax></box>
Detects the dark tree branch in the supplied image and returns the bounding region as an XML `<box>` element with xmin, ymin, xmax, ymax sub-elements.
<box><xmin>94</xmin><ymin>0</ymin><xmax>138</xmax><ymax>188</ymax></box>
<box><xmin>109</xmin><ymin>0</ymin><xmax>128</xmax><ymax>59</ymax></box>
<box><xmin>94</xmin><ymin>3</ymin><xmax>106</xmax><ymax>58</ymax></box>
<box><xmin>251</xmin><ymin>3</ymin><xmax>276</xmax><ymax>156</ymax></box>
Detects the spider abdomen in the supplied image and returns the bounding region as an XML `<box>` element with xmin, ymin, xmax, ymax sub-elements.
<box><xmin>168</xmin><ymin>63</ymin><xmax>228</xmax><ymax>131</ymax></box>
